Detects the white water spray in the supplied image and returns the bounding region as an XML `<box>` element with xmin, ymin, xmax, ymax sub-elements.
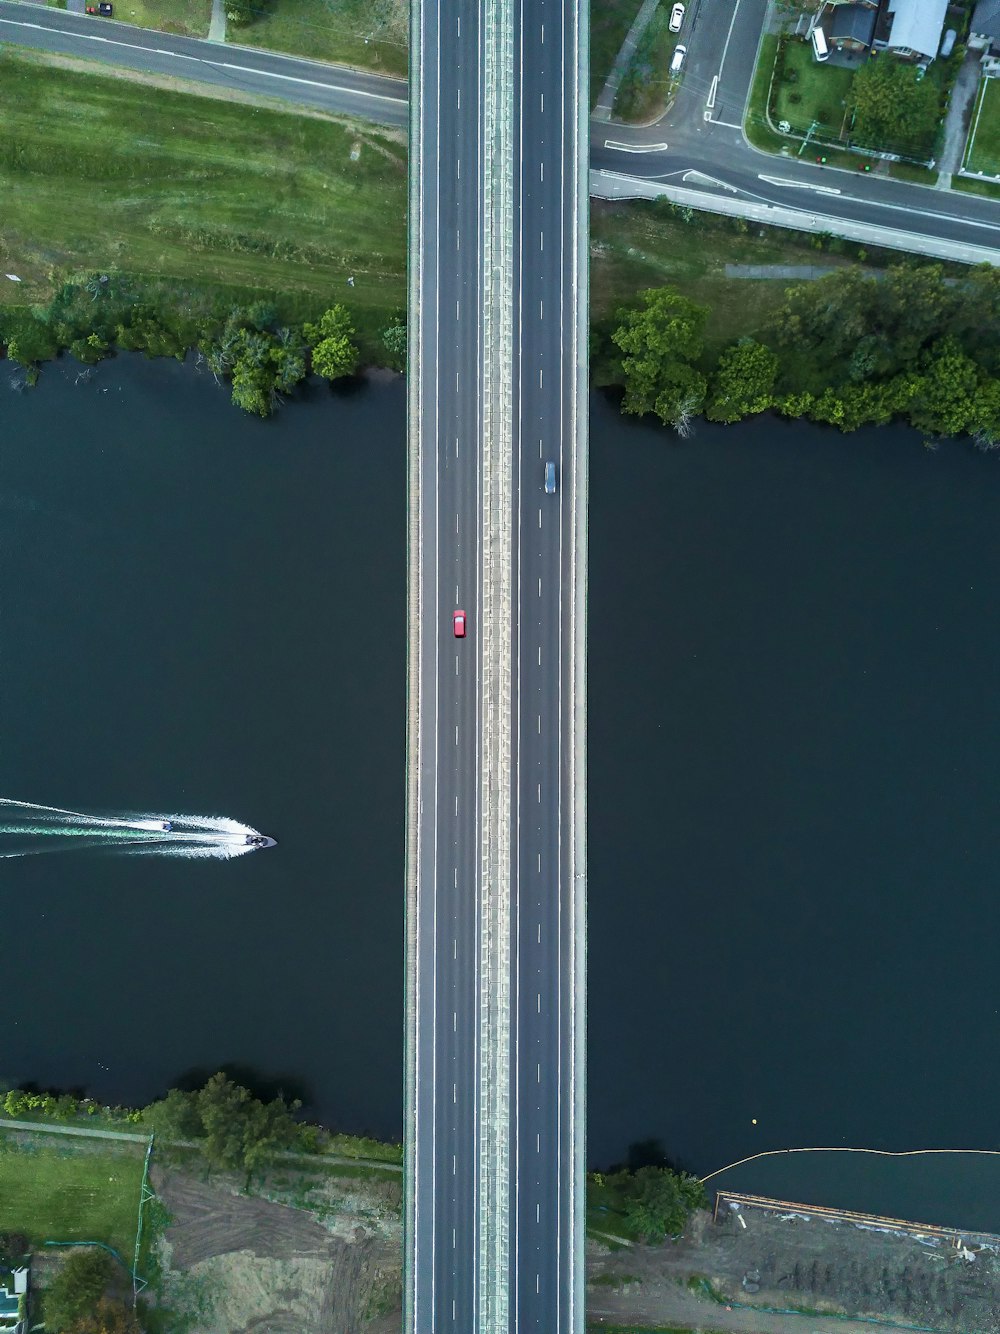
<box><xmin>0</xmin><ymin>799</ymin><xmax>276</xmax><ymax>860</ymax></box>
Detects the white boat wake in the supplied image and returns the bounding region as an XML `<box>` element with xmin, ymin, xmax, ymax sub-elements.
<box><xmin>0</xmin><ymin>798</ymin><xmax>277</xmax><ymax>860</ymax></box>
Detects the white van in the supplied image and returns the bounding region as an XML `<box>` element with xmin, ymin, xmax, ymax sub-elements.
<box><xmin>811</xmin><ymin>27</ymin><xmax>830</xmax><ymax>61</ymax></box>
<box><xmin>670</xmin><ymin>44</ymin><xmax>686</xmax><ymax>75</ymax></box>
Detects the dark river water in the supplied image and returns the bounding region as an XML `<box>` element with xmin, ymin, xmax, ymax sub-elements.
<box><xmin>4</xmin><ymin>354</ymin><xmax>1000</xmax><ymax>1230</ymax></box>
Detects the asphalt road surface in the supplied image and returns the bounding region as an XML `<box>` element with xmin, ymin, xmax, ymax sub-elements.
<box><xmin>407</xmin><ymin>0</ymin><xmax>584</xmax><ymax>1326</ymax></box>
<box><xmin>4</xmin><ymin>0</ymin><xmax>1000</xmax><ymax>257</ymax></box>
<box><xmin>407</xmin><ymin>0</ymin><xmax>482</xmax><ymax>1323</ymax></box>
<box><xmin>0</xmin><ymin>0</ymin><xmax>407</xmax><ymax>125</ymax></box>
<box><xmin>510</xmin><ymin>0</ymin><xmax>585</xmax><ymax>1327</ymax></box>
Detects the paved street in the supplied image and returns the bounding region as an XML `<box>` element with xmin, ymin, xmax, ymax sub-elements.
<box><xmin>0</xmin><ymin>1</ymin><xmax>407</xmax><ymax>125</ymax></box>
<box><xmin>4</xmin><ymin>0</ymin><xmax>1000</xmax><ymax>257</ymax></box>
<box><xmin>590</xmin><ymin>0</ymin><xmax>1000</xmax><ymax>256</ymax></box>
<box><xmin>406</xmin><ymin>0</ymin><xmax>586</xmax><ymax>1327</ymax></box>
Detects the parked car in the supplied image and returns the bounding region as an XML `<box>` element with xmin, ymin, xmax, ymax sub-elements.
<box><xmin>86</xmin><ymin>3</ymin><xmax>114</xmax><ymax>13</ymax></box>
<box><xmin>669</xmin><ymin>4</ymin><xmax>685</xmax><ymax>33</ymax></box>
<box><xmin>670</xmin><ymin>45</ymin><xmax>687</xmax><ymax>75</ymax></box>
<box><xmin>453</xmin><ymin>609</ymin><xmax>466</xmax><ymax>638</ymax></box>
<box><xmin>940</xmin><ymin>28</ymin><xmax>957</xmax><ymax>57</ymax></box>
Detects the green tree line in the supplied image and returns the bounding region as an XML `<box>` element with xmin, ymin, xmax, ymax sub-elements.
<box><xmin>610</xmin><ymin>264</ymin><xmax>1000</xmax><ymax>446</ymax></box>
<box><xmin>0</xmin><ymin>274</ymin><xmax>407</xmax><ymax>416</ymax></box>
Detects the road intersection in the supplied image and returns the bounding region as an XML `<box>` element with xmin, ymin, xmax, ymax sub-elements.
<box><xmin>3</xmin><ymin>0</ymin><xmax>999</xmax><ymax>259</ymax></box>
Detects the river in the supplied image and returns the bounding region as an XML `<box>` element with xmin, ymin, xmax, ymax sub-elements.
<box><xmin>3</xmin><ymin>355</ymin><xmax>1000</xmax><ymax>1229</ymax></box>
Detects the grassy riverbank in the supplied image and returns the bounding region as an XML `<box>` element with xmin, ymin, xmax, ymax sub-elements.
<box><xmin>0</xmin><ymin>43</ymin><xmax>963</xmax><ymax>415</ymax></box>
<box><xmin>0</xmin><ymin>48</ymin><xmax>406</xmax><ymax>359</ymax></box>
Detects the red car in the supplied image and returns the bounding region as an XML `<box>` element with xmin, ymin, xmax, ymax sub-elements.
<box><xmin>453</xmin><ymin>609</ymin><xmax>466</xmax><ymax>638</ymax></box>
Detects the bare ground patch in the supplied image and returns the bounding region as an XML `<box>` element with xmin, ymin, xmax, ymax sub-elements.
<box><xmin>589</xmin><ymin>1201</ymin><xmax>1000</xmax><ymax>1333</ymax></box>
<box><xmin>151</xmin><ymin>1163</ymin><xmax>402</xmax><ymax>1334</ymax></box>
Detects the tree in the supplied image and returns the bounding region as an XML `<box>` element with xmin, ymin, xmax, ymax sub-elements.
<box><xmin>196</xmin><ymin>1072</ymin><xmax>302</xmax><ymax>1174</ymax></box>
<box><xmin>271</xmin><ymin>328</ymin><xmax>307</xmax><ymax>394</ymax></box>
<box><xmin>611</xmin><ymin>288</ymin><xmax>707</xmax><ymax>423</ymax></box>
<box><xmin>971</xmin><ymin>376</ymin><xmax>1000</xmax><ymax>450</ymax></box>
<box><xmin>848</xmin><ymin>56</ymin><xmax>940</xmax><ymax>156</ymax></box>
<box><xmin>66</xmin><ymin>1298</ymin><xmax>142</xmax><ymax>1334</ymax></box>
<box><xmin>305</xmin><ymin>305</ymin><xmax>359</xmax><ymax>382</ymax></box>
<box><xmin>142</xmin><ymin>1088</ymin><xmax>201</xmax><ymax>1141</ymax></box>
<box><xmin>653</xmin><ymin>363</ymin><xmax>707</xmax><ymax>435</ymax></box>
<box><xmin>230</xmin><ymin>357</ymin><xmax>272</xmax><ymax>417</ymax></box>
<box><xmin>381</xmin><ymin>319</ymin><xmax>407</xmax><ymax>370</ymax></box>
<box><xmin>775</xmin><ymin>390</ymin><xmax>815</xmax><ymax>418</ymax></box>
<box><xmin>612</xmin><ymin>1166</ymin><xmax>707</xmax><ymax>1242</ymax></box>
<box><xmin>69</xmin><ymin>333</ymin><xmax>110</xmax><ymax>366</ymax></box>
<box><xmin>45</xmin><ymin>1250</ymin><xmax>114</xmax><ymax>1333</ymax></box>
<box><xmin>908</xmin><ymin>336</ymin><xmax>982</xmax><ymax>436</ymax></box>
<box><xmin>706</xmin><ymin>338</ymin><xmax>779</xmax><ymax>423</ymax></box>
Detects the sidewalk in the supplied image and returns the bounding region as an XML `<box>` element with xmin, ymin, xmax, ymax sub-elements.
<box><xmin>208</xmin><ymin>0</ymin><xmax>226</xmax><ymax>44</ymax></box>
<box><xmin>937</xmin><ymin>49</ymin><xmax>981</xmax><ymax>187</ymax></box>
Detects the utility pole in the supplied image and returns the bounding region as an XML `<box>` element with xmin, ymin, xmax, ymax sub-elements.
<box><xmin>798</xmin><ymin>118</ymin><xmax>820</xmax><ymax>156</ymax></box>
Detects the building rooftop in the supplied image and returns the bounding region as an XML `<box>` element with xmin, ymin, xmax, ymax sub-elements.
<box><xmin>886</xmin><ymin>0</ymin><xmax>949</xmax><ymax>58</ymax></box>
<box><xmin>831</xmin><ymin>3</ymin><xmax>878</xmax><ymax>44</ymax></box>
<box><xmin>973</xmin><ymin>0</ymin><xmax>1000</xmax><ymax>37</ymax></box>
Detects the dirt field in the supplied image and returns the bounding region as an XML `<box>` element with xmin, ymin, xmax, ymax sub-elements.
<box><xmin>151</xmin><ymin>1162</ymin><xmax>402</xmax><ymax>1334</ymax></box>
<box><xmin>590</xmin><ymin>1199</ymin><xmax>1000</xmax><ymax>1333</ymax></box>
<box><xmin>150</xmin><ymin>1165</ymin><xmax>1000</xmax><ymax>1332</ymax></box>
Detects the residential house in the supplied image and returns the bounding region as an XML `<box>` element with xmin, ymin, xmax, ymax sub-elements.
<box><xmin>829</xmin><ymin>3</ymin><xmax>879</xmax><ymax>50</ymax></box>
<box><xmin>879</xmin><ymin>0</ymin><xmax>949</xmax><ymax>61</ymax></box>
<box><xmin>0</xmin><ymin>1266</ymin><xmax>27</xmax><ymax>1334</ymax></box>
<box><xmin>970</xmin><ymin>0</ymin><xmax>1000</xmax><ymax>54</ymax></box>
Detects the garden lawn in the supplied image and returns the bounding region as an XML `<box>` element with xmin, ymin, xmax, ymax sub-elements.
<box><xmin>590</xmin><ymin>0</ymin><xmax>644</xmax><ymax>107</ymax></box>
<box><xmin>232</xmin><ymin>0</ymin><xmax>408</xmax><ymax>78</ymax></box>
<box><xmin>744</xmin><ymin>33</ymin><xmax>785</xmax><ymax>152</ymax></box>
<box><xmin>0</xmin><ymin>1131</ymin><xmax>145</xmax><ymax>1260</ymax></box>
<box><xmin>773</xmin><ymin>38</ymin><xmax>855</xmax><ymax>138</ymax></box>
<box><xmin>964</xmin><ymin>76</ymin><xmax>1000</xmax><ymax>176</ymax></box>
<box><xmin>107</xmin><ymin>0</ymin><xmax>211</xmax><ymax>39</ymax></box>
<box><xmin>0</xmin><ymin>48</ymin><xmax>407</xmax><ymax>355</ymax></box>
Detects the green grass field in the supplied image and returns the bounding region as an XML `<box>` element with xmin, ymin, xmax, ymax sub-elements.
<box><xmin>0</xmin><ymin>1131</ymin><xmax>146</xmax><ymax>1260</ymax></box>
<box><xmin>0</xmin><ymin>48</ymin><xmax>407</xmax><ymax>353</ymax></box>
<box><xmin>233</xmin><ymin>0</ymin><xmax>408</xmax><ymax>78</ymax></box>
<box><xmin>773</xmin><ymin>39</ymin><xmax>854</xmax><ymax>138</ymax></box>
<box><xmin>964</xmin><ymin>76</ymin><xmax>1000</xmax><ymax>176</ymax></box>
<box><xmin>110</xmin><ymin>0</ymin><xmax>211</xmax><ymax>39</ymax></box>
<box><xmin>744</xmin><ymin>33</ymin><xmax>785</xmax><ymax>152</ymax></box>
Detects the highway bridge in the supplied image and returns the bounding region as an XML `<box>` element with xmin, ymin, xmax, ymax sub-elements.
<box><xmin>405</xmin><ymin>0</ymin><xmax>587</xmax><ymax>1329</ymax></box>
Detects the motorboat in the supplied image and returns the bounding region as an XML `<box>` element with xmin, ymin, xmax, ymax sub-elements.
<box><xmin>245</xmin><ymin>834</ymin><xmax>277</xmax><ymax>849</ymax></box>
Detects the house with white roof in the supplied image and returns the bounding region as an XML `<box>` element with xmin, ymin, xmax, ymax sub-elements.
<box><xmin>0</xmin><ymin>1267</ymin><xmax>27</xmax><ymax>1334</ymax></box>
<box><xmin>880</xmin><ymin>0</ymin><xmax>949</xmax><ymax>61</ymax></box>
